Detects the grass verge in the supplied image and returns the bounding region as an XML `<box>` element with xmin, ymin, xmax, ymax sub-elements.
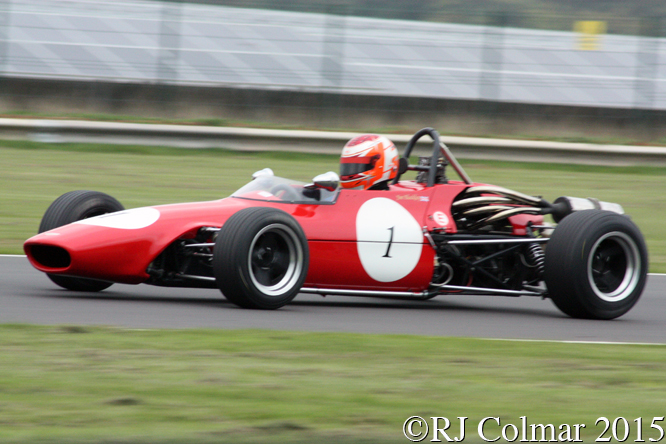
<box><xmin>0</xmin><ymin>325</ymin><xmax>665</xmax><ymax>444</ymax></box>
<box><xmin>3</xmin><ymin>110</ymin><xmax>666</xmax><ymax>146</ymax></box>
<box><xmin>3</xmin><ymin>139</ymin><xmax>666</xmax><ymax>271</ymax></box>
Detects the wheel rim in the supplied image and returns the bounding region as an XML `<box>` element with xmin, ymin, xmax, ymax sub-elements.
<box><xmin>587</xmin><ymin>231</ymin><xmax>641</xmax><ymax>302</ymax></box>
<box><xmin>248</xmin><ymin>223</ymin><xmax>304</xmax><ymax>297</ymax></box>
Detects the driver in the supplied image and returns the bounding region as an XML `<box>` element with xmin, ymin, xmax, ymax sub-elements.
<box><xmin>339</xmin><ymin>134</ymin><xmax>399</xmax><ymax>190</ymax></box>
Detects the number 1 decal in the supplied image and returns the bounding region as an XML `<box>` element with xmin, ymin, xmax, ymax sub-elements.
<box><xmin>383</xmin><ymin>226</ymin><xmax>395</xmax><ymax>258</ymax></box>
<box><xmin>356</xmin><ymin>198</ymin><xmax>423</xmax><ymax>282</ymax></box>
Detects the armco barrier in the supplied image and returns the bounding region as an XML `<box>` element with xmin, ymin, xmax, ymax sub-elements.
<box><xmin>2</xmin><ymin>118</ymin><xmax>666</xmax><ymax>166</ymax></box>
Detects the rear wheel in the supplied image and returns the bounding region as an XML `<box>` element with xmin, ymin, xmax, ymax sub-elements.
<box><xmin>544</xmin><ymin>210</ymin><xmax>648</xmax><ymax>319</ymax></box>
<box><xmin>213</xmin><ymin>207</ymin><xmax>309</xmax><ymax>309</ymax></box>
<box><xmin>39</xmin><ymin>190</ymin><xmax>125</xmax><ymax>292</ymax></box>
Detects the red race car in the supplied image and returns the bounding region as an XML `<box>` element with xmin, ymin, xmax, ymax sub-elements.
<box><xmin>24</xmin><ymin>128</ymin><xmax>648</xmax><ymax>319</ymax></box>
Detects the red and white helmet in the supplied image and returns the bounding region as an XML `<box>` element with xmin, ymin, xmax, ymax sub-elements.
<box><xmin>339</xmin><ymin>134</ymin><xmax>399</xmax><ymax>190</ymax></box>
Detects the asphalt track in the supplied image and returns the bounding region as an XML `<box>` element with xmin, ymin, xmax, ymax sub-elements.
<box><xmin>2</xmin><ymin>255</ymin><xmax>665</xmax><ymax>344</ymax></box>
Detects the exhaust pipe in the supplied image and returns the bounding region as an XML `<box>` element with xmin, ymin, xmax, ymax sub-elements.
<box><xmin>548</xmin><ymin>196</ymin><xmax>624</xmax><ymax>223</ymax></box>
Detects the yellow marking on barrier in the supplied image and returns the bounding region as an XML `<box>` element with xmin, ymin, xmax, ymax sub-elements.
<box><xmin>574</xmin><ymin>21</ymin><xmax>607</xmax><ymax>50</ymax></box>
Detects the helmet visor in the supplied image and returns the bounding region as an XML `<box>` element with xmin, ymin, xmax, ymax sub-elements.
<box><xmin>340</xmin><ymin>156</ymin><xmax>378</xmax><ymax>178</ymax></box>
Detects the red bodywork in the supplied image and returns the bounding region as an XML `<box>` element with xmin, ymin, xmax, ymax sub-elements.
<box><xmin>24</xmin><ymin>179</ymin><xmax>542</xmax><ymax>292</ymax></box>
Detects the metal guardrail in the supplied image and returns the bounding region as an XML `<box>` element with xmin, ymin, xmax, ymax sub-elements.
<box><xmin>2</xmin><ymin>118</ymin><xmax>666</xmax><ymax>166</ymax></box>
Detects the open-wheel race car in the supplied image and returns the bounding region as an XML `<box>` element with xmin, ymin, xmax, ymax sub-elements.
<box><xmin>24</xmin><ymin>128</ymin><xmax>648</xmax><ymax>319</ymax></box>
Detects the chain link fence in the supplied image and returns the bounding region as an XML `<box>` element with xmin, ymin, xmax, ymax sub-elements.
<box><xmin>0</xmin><ymin>0</ymin><xmax>664</xmax><ymax>138</ymax></box>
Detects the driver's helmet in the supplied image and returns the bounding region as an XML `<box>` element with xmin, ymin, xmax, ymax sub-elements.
<box><xmin>340</xmin><ymin>134</ymin><xmax>399</xmax><ymax>190</ymax></box>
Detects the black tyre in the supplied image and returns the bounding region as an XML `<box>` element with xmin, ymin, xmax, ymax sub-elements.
<box><xmin>544</xmin><ymin>210</ymin><xmax>648</xmax><ymax>319</ymax></box>
<box><xmin>39</xmin><ymin>190</ymin><xmax>125</xmax><ymax>292</ymax></box>
<box><xmin>213</xmin><ymin>207</ymin><xmax>309</xmax><ymax>309</ymax></box>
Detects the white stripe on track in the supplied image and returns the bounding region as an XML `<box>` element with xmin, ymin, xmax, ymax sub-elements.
<box><xmin>482</xmin><ymin>338</ymin><xmax>666</xmax><ymax>346</ymax></box>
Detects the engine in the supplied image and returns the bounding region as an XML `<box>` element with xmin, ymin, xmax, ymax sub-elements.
<box><xmin>425</xmin><ymin>185</ymin><xmax>623</xmax><ymax>296</ymax></box>
<box><xmin>430</xmin><ymin>233</ymin><xmax>545</xmax><ymax>292</ymax></box>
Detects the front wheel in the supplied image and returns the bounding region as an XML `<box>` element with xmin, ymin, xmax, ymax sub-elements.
<box><xmin>213</xmin><ymin>207</ymin><xmax>309</xmax><ymax>309</ymax></box>
<box><xmin>39</xmin><ymin>190</ymin><xmax>125</xmax><ymax>292</ymax></box>
<box><xmin>544</xmin><ymin>210</ymin><xmax>648</xmax><ymax>319</ymax></box>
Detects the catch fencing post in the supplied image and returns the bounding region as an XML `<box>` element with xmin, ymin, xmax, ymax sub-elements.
<box><xmin>0</xmin><ymin>0</ymin><xmax>12</xmax><ymax>75</ymax></box>
<box><xmin>157</xmin><ymin>0</ymin><xmax>183</xmax><ymax>111</ymax></box>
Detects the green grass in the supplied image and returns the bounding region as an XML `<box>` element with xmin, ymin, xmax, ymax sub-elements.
<box><xmin>0</xmin><ymin>141</ymin><xmax>338</xmax><ymax>253</ymax></box>
<box><xmin>0</xmin><ymin>325</ymin><xmax>665</xmax><ymax>444</ymax></box>
<box><xmin>3</xmin><ymin>140</ymin><xmax>666</xmax><ymax>444</ymax></box>
<box><xmin>3</xmin><ymin>139</ymin><xmax>666</xmax><ymax>271</ymax></box>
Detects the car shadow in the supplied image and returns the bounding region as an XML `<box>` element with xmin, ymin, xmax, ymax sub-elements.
<box><xmin>26</xmin><ymin>286</ymin><xmax>568</xmax><ymax>320</ymax></box>
<box><xmin>289</xmin><ymin>296</ymin><xmax>567</xmax><ymax>319</ymax></box>
<box><xmin>28</xmin><ymin>287</ymin><xmax>230</xmax><ymax>309</ymax></box>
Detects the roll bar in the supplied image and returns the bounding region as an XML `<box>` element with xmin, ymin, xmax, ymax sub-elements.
<box><xmin>391</xmin><ymin>127</ymin><xmax>472</xmax><ymax>186</ymax></box>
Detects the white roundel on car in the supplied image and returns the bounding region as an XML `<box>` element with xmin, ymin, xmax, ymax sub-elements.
<box><xmin>74</xmin><ymin>207</ymin><xmax>161</xmax><ymax>229</ymax></box>
<box><xmin>356</xmin><ymin>198</ymin><xmax>423</xmax><ymax>282</ymax></box>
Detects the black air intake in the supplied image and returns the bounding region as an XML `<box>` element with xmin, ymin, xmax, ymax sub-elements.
<box><xmin>28</xmin><ymin>245</ymin><xmax>71</xmax><ymax>269</ymax></box>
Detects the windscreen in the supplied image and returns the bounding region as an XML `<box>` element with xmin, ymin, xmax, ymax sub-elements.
<box><xmin>232</xmin><ymin>175</ymin><xmax>338</xmax><ymax>204</ymax></box>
